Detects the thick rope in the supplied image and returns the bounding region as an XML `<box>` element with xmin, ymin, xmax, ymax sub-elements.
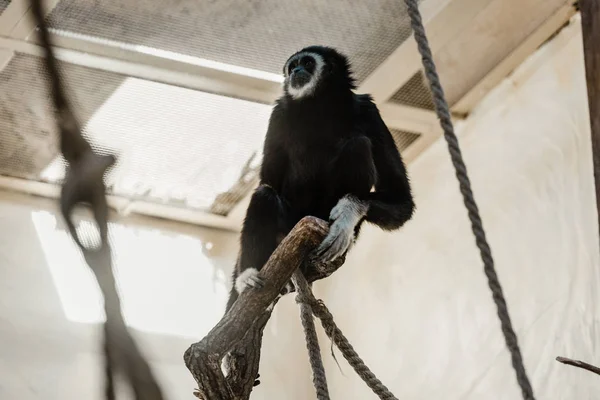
<box><xmin>293</xmin><ymin>271</ymin><xmax>331</xmax><ymax>400</ymax></box>
<box><xmin>294</xmin><ymin>273</ymin><xmax>398</xmax><ymax>400</ymax></box>
<box><xmin>403</xmin><ymin>0</ymin><xmax>535</xmax><ymax>398</ymax></box>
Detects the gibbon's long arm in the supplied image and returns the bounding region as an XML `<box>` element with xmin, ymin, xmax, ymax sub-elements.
<box><xmin>313</xmin><ymin>97</ymin><xmax>415</xmax><ymax>263</ymax></box>
<box><xmin>361</xmin><ymin>98</ymin><xmax>415</xmax><ymax>231</ymax></box>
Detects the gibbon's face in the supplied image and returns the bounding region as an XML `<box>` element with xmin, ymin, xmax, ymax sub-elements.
<box><xmin>282</xmin><ymin>51</ymin><xmax>325</xmax><ymax>99</ymax></box>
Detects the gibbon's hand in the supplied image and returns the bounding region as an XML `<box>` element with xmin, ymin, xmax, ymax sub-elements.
<box><xmin>314</xmin><ymin>195</ymin><xmax>368</xmax><ymax>263</ymax></box>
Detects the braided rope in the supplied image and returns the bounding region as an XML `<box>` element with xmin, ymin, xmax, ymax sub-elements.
<box><xmin>294</xmin><ymin>273</ymin><xmax>398</xmax><ymax>400</ymax></box>
<box><xmin>403</xmin><ymin>0</ymin><xmax>535</xmax><ymax>398</ymax></box>
<box><xmin>294</xmin><ymin>271</ymin><xmax>330</xmax><ymax>399</ymax></box>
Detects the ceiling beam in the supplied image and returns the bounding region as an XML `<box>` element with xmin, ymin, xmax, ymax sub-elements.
<box><xmin>0</xmin><ymin>175</ymin><xmax>242</xmax><ymax>231</ymax></box>
<box><xmin>0</xmin><ymin>0</ymin><xmax>31</xmax><ymax>36</ymax></box>
<box><xmin>0</xmin><ymin>0</ymin><xmax>59</xmax><ymax>74</ymax></box>
<box><xmin>452</xmin><ymin>2</ymin><xmax>576</xmax><ymax>114</ymax></box>
<box><xmin>0</xmin><ymin>35</ymin><xmax>284</xmax><ymax>104</ymax></box>
<box><xmin>432</xmin><ymin>0</ymin><xmax>573</xmax><ymax>110</ymax></box>
<box><xmin>0</xmin><ymin>0</ymin><xmax>60</xmax><ymax>38</ymax></box>
<box><xmin>8</xmin><ymin>0</ymin><xmax>61</xmax><ymax>40</ymax></box>
<box><xmin>0</xmin><ymin>31</ymin><xmax>439</xmax><ymax>133</ymax></box>
<box><xmin>378</xmin><ymin>102</ymin><xmax>441</xmax><ymax>135</ymax></box>
<box><xmin>357</xmin><ymin>0</ymin><xmax>494</xmax><ymax>104</ymax></box>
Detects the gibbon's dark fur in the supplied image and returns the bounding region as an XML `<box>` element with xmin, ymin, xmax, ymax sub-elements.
<box><xmin>226</xmin><ymin>45</ymin><xmax>415</xmax><ymax>311</ymax></box>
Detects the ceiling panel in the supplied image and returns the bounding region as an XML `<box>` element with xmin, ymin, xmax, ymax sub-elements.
<box><xmin>46</xmin><ymin>0</ymin><xmax>418</xmax><ymax>83</ymax></box>
<box><xmin>0</xmin><ymin>53</ymin><xmax>270</xmax><ymax>215</ymax></box>
<box><xmin>390</xmin><ymin>71</ymin><xmax>435</xmax><ymax>110</ymax></box>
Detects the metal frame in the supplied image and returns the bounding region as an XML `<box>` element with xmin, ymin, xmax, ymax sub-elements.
<box><xmin>0</xmin><ymin>175</ymin><xmax>242</xmax><ymax>231</ymax></box>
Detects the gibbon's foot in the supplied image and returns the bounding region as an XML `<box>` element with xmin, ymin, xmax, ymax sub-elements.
<box><xmin>234</xmin><ymin>268</ymin><xmax>265</xmax><ymax>294</ymax></box>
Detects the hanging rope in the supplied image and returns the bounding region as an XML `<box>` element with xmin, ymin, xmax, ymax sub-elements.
<box><xmin>293</xmin><ymin>271</ymin><xmax>331</xmax><ymax>400</ymax></box>
<box><xmin>294</xmin><ymin>272</ymin><xmax>399</xmax><ymax>400</ymax></box>
<box><xmin>294</xmin><ymin>2</ymin><xmax>536</xmax><ymax>399</ymax></box>
<box><xmin>402</xmin><ymin>0</ymin><xmax>535</xmax><ymax>398</ymax></box>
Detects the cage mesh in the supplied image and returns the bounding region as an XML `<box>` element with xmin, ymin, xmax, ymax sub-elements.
<box><xmin>390</xmin><ymin>129</ymin><xmax>420</xmax><ymax>152</ymax></box>
<box><xmin>0</xmin><ymin>1</ymin><xmax>429</xmax><ymax>217</ymax></box>
<box><xmin>0</xmin><ymin>53</ymin><xmax>270</xmax><ymax>215</ymax></box>
<box><xmin>0</xmin><ymin>0</ymin><xmax>10</xmax><ymax>14</ymax></box>
<box><xmin>45</xmin><ymin>0</ymin><xmax>419</xmax><ymax>83</ymax></box>
<box><xmin>0</xmin><ymin>53</ymin><xmax>423</xmax><ymax>216</ymax></box>
<box><xmin>390</xmin><ymin>70</ymin><xmax>435</xmax><ymax>110</ymax></box>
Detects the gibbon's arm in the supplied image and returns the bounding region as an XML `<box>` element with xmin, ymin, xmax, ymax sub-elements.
<box><xmin>361</xmin><ymin>100</ymin><xmax>415</xmax><ymax>231</ymax></box>
<box><xmin>313</xmin><ymin>98</ymin><xmax>415</xmax><ymax>263</ymax></box>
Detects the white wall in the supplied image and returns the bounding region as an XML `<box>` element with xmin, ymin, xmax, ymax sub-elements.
<box><xmin>0</xmin><ymin>190</ymin><xmax>314</xmax><ymax>399</ymax></box>
<box><xmin>312</xmin><ymin>16</ymin><xmax>600</xmax><ymax>399</ymax></box>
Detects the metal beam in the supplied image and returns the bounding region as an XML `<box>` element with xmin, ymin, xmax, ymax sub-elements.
<box><xmin>0</xmin><ymin>35</ymin><xmax>283</xmax><ymax>104</ymax></box>
<box><xmin>357</xmin><ymin>0</ymin><xmax>494</xmax><ymax>104</ymax></box>
<box><xmin>0</xmin><ymin>175</ymin><xmax>242</xmax><ymax>231</ymax></box>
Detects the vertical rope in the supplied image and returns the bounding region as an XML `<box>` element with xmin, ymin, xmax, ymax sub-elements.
<box><xmin>294</xmin><ymin>272</ymin><xmax>398</xmax><ymax>400</ymax></box>
<box><xmin>402</xmin><ymin>1</ymin><xmax>535</xmax><ymax>398</ymax></box>
<box><xmin>293</xmin><ymin>271</ymin><xmax>331</xmax><ymax>400</ymax></box>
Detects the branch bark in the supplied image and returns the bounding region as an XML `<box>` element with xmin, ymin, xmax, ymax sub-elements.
<box><xmin>184</xmin><ymin>216</ymin><xmax>344</xmax><ymax>400</ymax></box>
<box><xmin>556</xmin><ymin>356</ymin><xmax>600</xmax><ymax>376</ymax></box>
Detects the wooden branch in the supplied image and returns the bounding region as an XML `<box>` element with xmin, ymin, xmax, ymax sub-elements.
<box><xmin>556</xmin><ymin>356</ymin><xmax>600</xmax><ymax>376</ymax></box>
<box><xmin>184</xmin><ymin>216</ymin><xmax>345</xmax><ymax>400</ymax></box>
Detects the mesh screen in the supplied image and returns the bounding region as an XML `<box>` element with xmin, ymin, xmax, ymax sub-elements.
<box><xmin>0</xmin><ymin>0</ymin><xmax>11</xmax><ymax>14</ymax></box>
<box><xmin>45</xmin><ymin>0</ymin><xmax>419</xmax><ymax>83</ymax></box>
<box><xmin>0</xmin><ymin>53</ymin><xmax>270</xmax><ymax>215</ymax></box>
<box><xmin>390</xmin><ymin>129</ymin><xmax>420</xmax><ymax>152</ymax></box>
<box><xmin>390</xmin><ymin>70</ymin><xmax>435</xmax><ymax>110</ymax></box>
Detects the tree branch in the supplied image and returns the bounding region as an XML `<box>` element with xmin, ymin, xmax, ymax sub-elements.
<box><xmin>556</xmin><ymin>356</ymin><xmax>600</xmax><ymax>376</ymax></box>
<box><xmin>184</xmin><ymin>216</ymin><xmax>344</xmax><ymax>400</ymax></box>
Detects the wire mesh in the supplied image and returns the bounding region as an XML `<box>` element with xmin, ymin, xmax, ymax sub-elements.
<box><xmin>0</xmin><ymin>0</ymin><xmax>430</xmax><ymax>217</ymax></box>
<box><xmin>390</xmin><ymin>70</ymin><xmax>434</xmax><ymax>110</ymax></box>
<box><xmin>390</xmin><ymin>129</ymin><xmax>420</xmax><ymax>152</ymax></box>
<box><xmin>0</xmin><ymin>52</ymin><xmax>270</xmax><ymax>215</ymax></box>
<box><xmin>45</xmin><ymin>0</ymin><xmax>419</xmax><ymax>83</ymax></box>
